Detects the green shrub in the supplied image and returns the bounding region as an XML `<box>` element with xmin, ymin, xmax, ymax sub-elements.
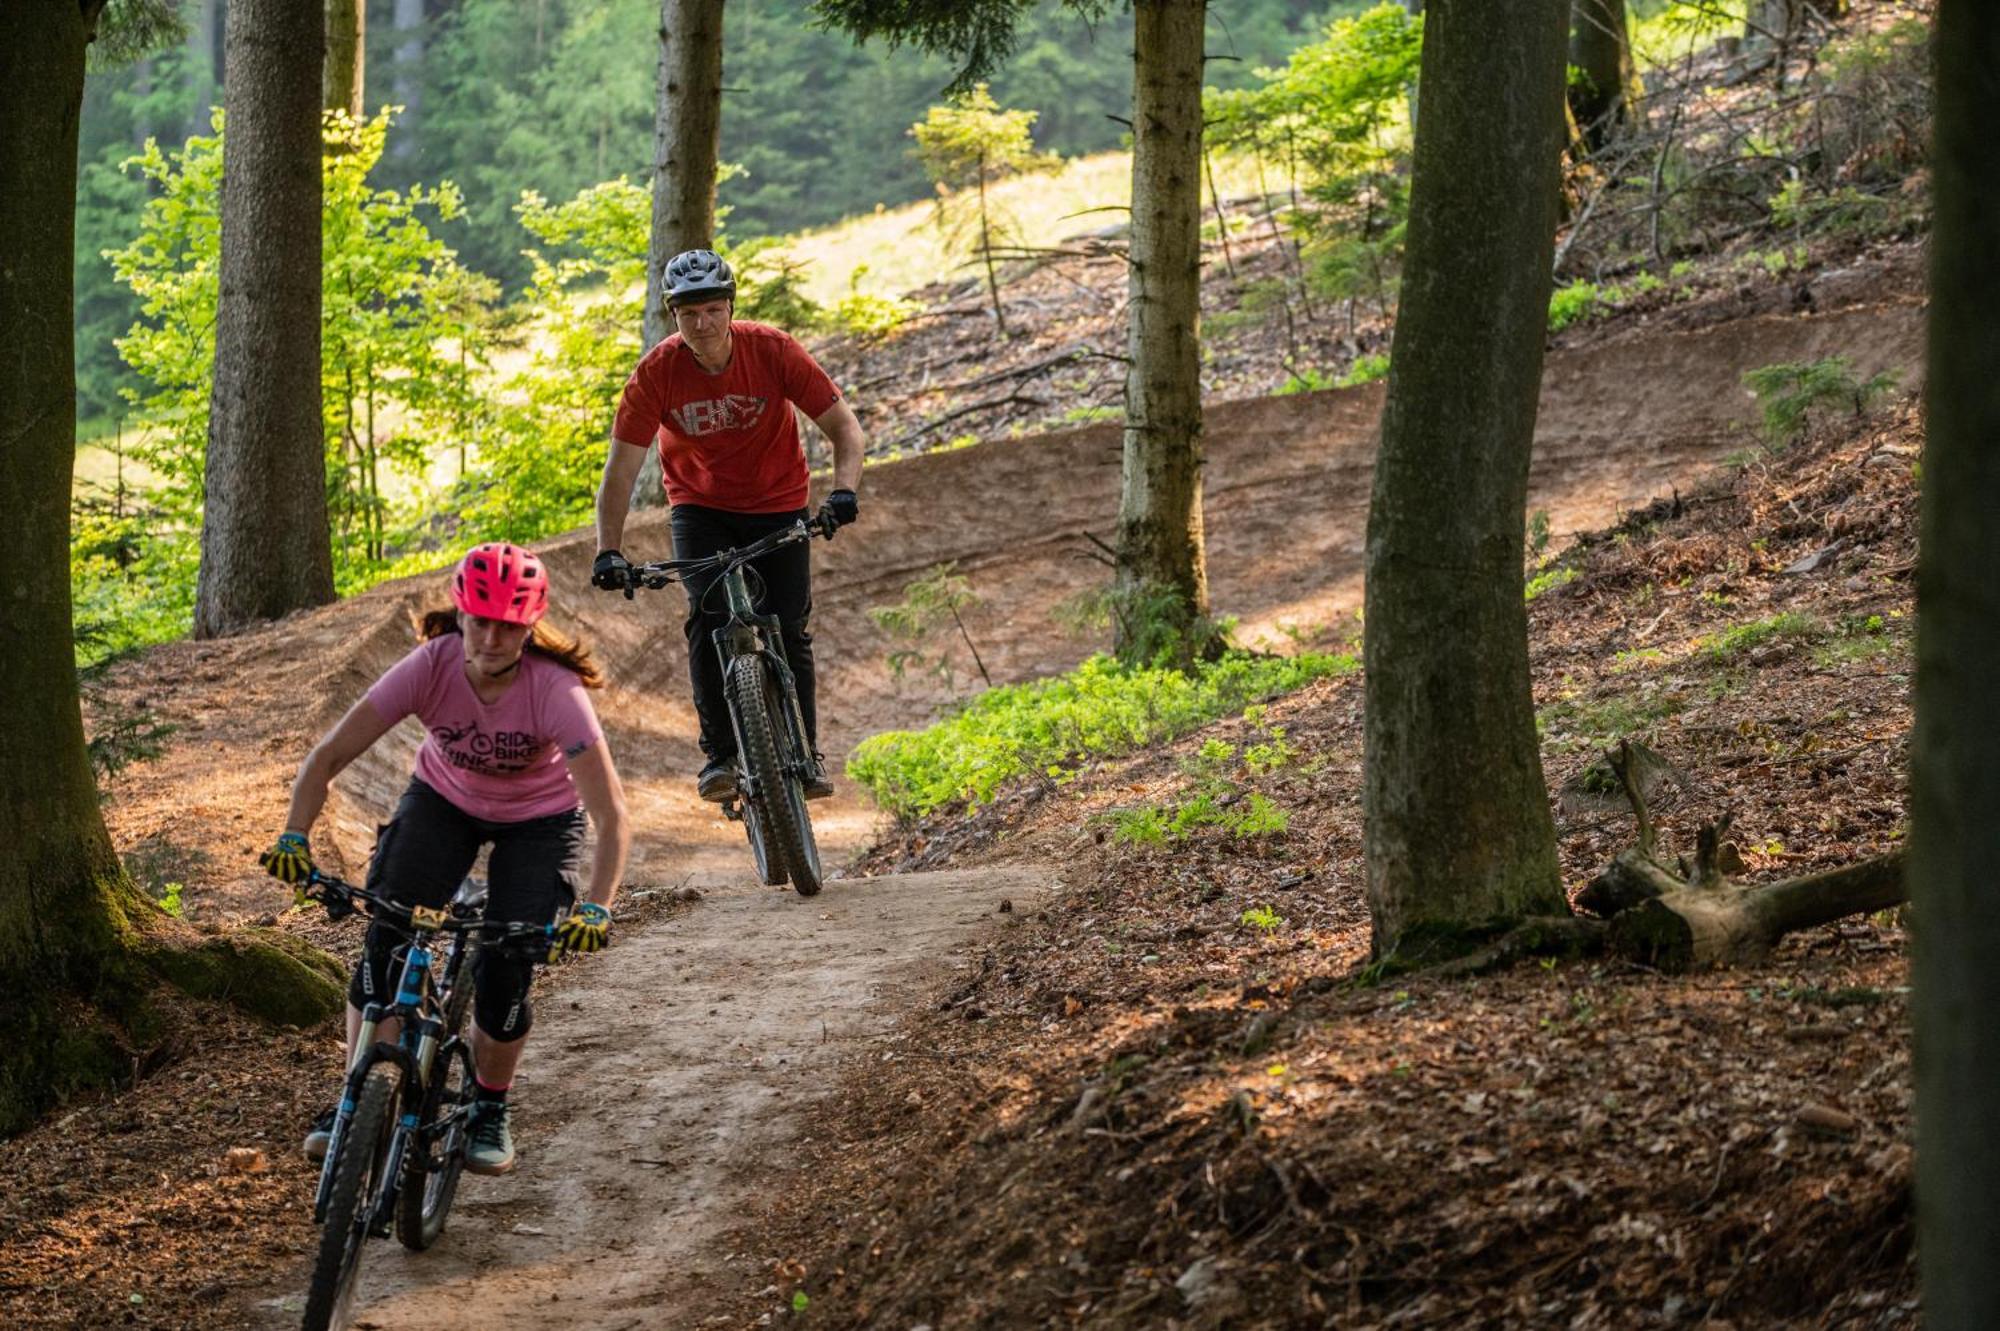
<box><xmin>1525</xmin><ymin>566</ymin><xmax>1579</xmax><ymax>601</ymax></box>
<box><xmin>1338</xmin><ymin>353</ymin><xmax>1391</xmax><ymax>388</ymax></box>
<box><xmin>850</xmin><ymin>651</ymin><xmax>1356</xmax><ymax>818</ymax></box>
<box><xmin>1277</xmin><ymin>367</ymin><xmax>1337</xmax><ymax>395</ymax></box>
<box><xmin>1741</xmin><ymin>357</ymin><xmax>1899</xmax><ymax>446</ymax></box>
<box><xmin>1547</xmin><ymin>280</ymin><xmax>1602</xmax><ymax>331</ymax></box>
<box><xmin>1701</xmin><ymin>611</ymin><xmax>1822</xmax><ymax>661</ymax></box>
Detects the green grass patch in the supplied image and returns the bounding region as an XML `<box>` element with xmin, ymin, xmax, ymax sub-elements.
<box><xmin>1539</xmin><ymin>688</ymin><xmax>1685</xmax><ymax>746</ymax></box>
<box><xmin>1525</xmin><ymin>565</ymin><xmax>1580</xmax><ymax>601</ymax></box>
<box><xmin>1700</xmin><ymin>611</ymin><xmax>1822</xmax><ymax>662</ymax></box>
<box><xmin>850</xmin><ymin>651</ymin><xmax>1355</xmax><ymax>819</ymax></box>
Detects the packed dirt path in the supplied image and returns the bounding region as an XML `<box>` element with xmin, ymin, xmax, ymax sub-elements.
<box><xmin>246</xmin><ymin>860</ymin><xmax>1044</xmax><ymax>1330</ymax></box>
<box><xmin>72</xmin><ymin>277</ymin><xmax>1923</xmax><ymax>1329</ymax></box>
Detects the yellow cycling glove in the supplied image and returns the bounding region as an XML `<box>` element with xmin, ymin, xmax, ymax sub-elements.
<box><xmin>260</xmin><ymin>832</ymin><xmax>316</xmax><ymax>906</ymax></box>
<box><xmin>552</xmin><ymin>902</ymin><xmax>611</xmax><ymax>956</ymax></box>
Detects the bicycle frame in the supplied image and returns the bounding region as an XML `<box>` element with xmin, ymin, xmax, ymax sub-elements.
<box><xmin>311</xmin><ymin>905</ymin><xmax>470</xmax><ymax>1227</ymax></box>
<box><xmin>708</xmin><ymin>560</ymin><xmax>816</xmax><ymax>804</ymax></box>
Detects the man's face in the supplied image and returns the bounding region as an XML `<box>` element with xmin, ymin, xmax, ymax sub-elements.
<box><xmin>673</xmin><ymin>297</ymin><xmax>732</xmax><ymax>352</ymax></box>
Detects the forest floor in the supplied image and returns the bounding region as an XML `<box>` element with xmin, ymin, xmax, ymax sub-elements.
<box><xmin>0</xmin><ymin>228</ymin><xmax>1928</xmax><ymax>1328</ymax></box>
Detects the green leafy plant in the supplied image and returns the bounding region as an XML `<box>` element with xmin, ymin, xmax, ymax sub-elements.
<box><xmin>1525</xmin><ymin>566</ymin><xmax>1579</xmax><ymax>601</ymax></box>
<box><xmin>850</xmin><ymin>651</ymin><xmax>1355</xmax><ymax>818</ymax></box>
<box><xmin>1741</xmin><ymin>356</ymin><xmax>1899</xmax><ymax>447</ymax></box>
<box><xmin>1337</xmin><ymin>353</ymin><xmax>1391</xmax><ymax>387</ymax></box>
<box><xmin>869</xmin><ymin>562</ymin><xmax>992</xmax><ymax>693</ymax></box>
<box><xmin>1276</xmin><ymin>367</ymin><xmax>1337</xmax><ymax>395</ymax></box>
<box><xmin>1547</xmin><ymin>279</ymin><xmax>1602</xmax><ymax>331</ymax></box>
<box><xmin>1240</xmin><ymin>905</ymin><xmax>1286</xmax><ymax>933</ymax></box>
<box><xmin>1701</xmin><ymin>611</ymin><xmax>1823</xmax><ymax>662</ymax></box>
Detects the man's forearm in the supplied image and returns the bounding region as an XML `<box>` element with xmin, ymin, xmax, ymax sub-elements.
<box><xmin>595</xmin><ymin>440</ymin><xmax>645</xmax><ymax>551</ymax></box>
<box><xmin>827</xmin><ymin>412</ymin><xmax>866</xmax><ymax>493</ymax></box>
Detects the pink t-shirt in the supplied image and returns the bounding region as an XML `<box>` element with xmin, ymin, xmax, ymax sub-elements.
<box><xmin>366</xmin><ymin>636</ymin><xmax>605</xmax><ymax>822</ymax></box>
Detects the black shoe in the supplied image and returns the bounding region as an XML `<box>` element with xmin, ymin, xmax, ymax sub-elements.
<box><xmin>697</xmin><ymin>759</ymin><xmax>736</xmax><ymax>803</ymax></box>
<box><xmin>803</xmin><ymin>753</ymin><xmax>834</xmax><ymax>801</ymax></box>
<box><xmin>303</xmin><ymin>1106</ymin><xmax>336</xmax><ymax>1163</ymax></box>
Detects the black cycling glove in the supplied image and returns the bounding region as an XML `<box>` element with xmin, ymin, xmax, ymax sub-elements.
<box><xmin>591</xmin><ymin>549</ymin><xmax>633</xmax><ymax>591</ymax></box>
<box><xmin>816</xmin><ymin>489</ymin><xmax>859</xmax><ymax>534</ymax></box>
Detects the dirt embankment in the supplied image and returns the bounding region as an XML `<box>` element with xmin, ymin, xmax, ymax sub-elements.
<box><xmin>0</xmin><ymin>255</ymin><xmax>1927</xmax><ymax>1331</ymax></box>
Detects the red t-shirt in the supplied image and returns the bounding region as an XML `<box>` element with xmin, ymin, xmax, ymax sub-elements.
<box><xmin>611</xmin><ymin>321</ymin><xmax>842</xmax><ymax>513</ymax></box>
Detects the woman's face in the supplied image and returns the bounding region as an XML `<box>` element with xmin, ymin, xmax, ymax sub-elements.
<box><xmin>459</xmin><ymin>612</ymin><xmax>533</xmax><ymax>676</ymax></box>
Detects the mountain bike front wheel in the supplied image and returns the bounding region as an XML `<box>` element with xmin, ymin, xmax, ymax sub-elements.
<box><xmin>725</xmin><ymin>654</ymin><xmax>822</xmax><ymax>897</ymax></box>
<box><xmin>396</xmin><ymin>977</ymin><xmax>474</xmax><ymax>1251</ymax></box>
<box><xmin>302</xmin><ymin>1062</ymin><xmax>398</xmax><ymax>1331</ymax></box>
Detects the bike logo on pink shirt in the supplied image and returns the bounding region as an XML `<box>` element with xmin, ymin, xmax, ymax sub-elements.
<box><xmin>428</xmin><ymin>720</ymin><xmax>545</xmax><ymax>773</ymax></box>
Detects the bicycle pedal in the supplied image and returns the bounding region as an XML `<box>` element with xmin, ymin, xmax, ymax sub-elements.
<box><xmin>721</xmin><ymin>798</ymin><xmax>744</xmax><ymax>823</ymax></box>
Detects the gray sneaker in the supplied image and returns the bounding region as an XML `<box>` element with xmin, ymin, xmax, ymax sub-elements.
<box><xmin>464</xmin><ymin>1100</ymin><xmax>516</xmax><ymax>1176</ymax></box>
<box><xmin>303</xmin><ymin>1106</ymin><xmax>336</xmax><ymax>1163</ymax></box>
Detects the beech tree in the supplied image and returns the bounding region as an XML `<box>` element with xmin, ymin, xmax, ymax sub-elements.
<box><xmin>194</xmin><ymin>0</ymin><xmax>337</xmax><ymax>637</ymax></box>
<box><xmin>1910</xmin><ymin>1</ymin><xmax>2000</xmax><ymax>1320</ymax></box>
<box><xmin>814</xmin><ymin>0</ymin><xmax>1214</xmax><ymax>660</ymax></box>
<box><xmin>1360</xmin><ymin>0</ymin><xmax>1572</xmax><ymax>958</ymax></box>
<box><xmin>0</xmin><ymin>0</ymin><xmax>340</xmax><ymax>1138</ymax></box>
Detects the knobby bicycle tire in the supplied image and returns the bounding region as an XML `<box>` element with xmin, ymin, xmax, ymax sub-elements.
<box><xmin>725</xmin><ymin>654</ymin><xmax>822</xmax><ymax>897</ymax></box>
<box><xmin>302</xmin><ymin>1062</ymin><xmax>398</xmax><ymax>1331</ymax></box>
<box><xmin>395</xmin><ymin>976</ymin><xmax>473</xmax><ymax>1250</ymax></box>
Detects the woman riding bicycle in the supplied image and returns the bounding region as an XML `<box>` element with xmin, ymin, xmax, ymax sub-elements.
<box><xmin>261</xmin><ymin>542</ymin><xmax>630</xmax><ymax>1177</ymax></box>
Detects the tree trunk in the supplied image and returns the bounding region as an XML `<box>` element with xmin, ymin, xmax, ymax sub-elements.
<box><xmin>389</xmin><ymin>0</ymin><xmax>424</xmax><ymax>163</ymax></box>
<box><xmin>1361</xmin><ymin>0</ymin><xmax>1571</xmax><ymax>959</ymax></box>
<box><xmin>1117</xmin><ymin>0</ymin><xmax>1210</xmax><ymax>659</ymax></box>
<box><xmin>324</xmin><ymin>0</ymin><xmax>364</xmax><ymax>120</ymax></box>
<box><xmin>1912</xmin><ymin>2</ymin><xmax>2000</xmax><ymax>1321</ymax></box>
<box><xmin>0</xmin><ymin>1</ymin><xmax>347</xmax><ymax>1139</ymax></box>
<box><xmin>0</xmin><ymin>0</ymin><xmax>131</xmax><ymax>1090</ymax></box>
<box><xmin>1568</xmin><ymin>0</ymin><xmax>1635</xmax><ymax>152</ymax></box>
<box><xmin>635</xmin><ymin>0</ymin><xmax>725</xmax><ymax>509</ymax></box>
<box><xmin>186</xmin><ymin>0</ymin><xmax>222</xmax><ymax>140</ymax></box>
<box><xmin>196</xmin><ymin>0</ymin><xmax>336</xmax><ymax>638</ymax></box>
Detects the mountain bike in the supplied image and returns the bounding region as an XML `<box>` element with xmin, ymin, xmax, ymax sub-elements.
<box><xmin>622</xmin><ymin>516</ymin><xmax>832</xmax><ymax>896</ymax></box>
<box><xmin>296</xmin><ymin>870</ymin><xmax>557</xmax><ymax>1331</ymax></box>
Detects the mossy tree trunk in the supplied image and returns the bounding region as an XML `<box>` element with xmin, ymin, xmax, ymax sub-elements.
<box><xmin>1568</xmin><ymin>0</ymin><xmax>1636</xmax><ymax>152</ymax></box>
<box><xmin>1911</xmin><ymin>3</ymin><xmax>2000</xmax><ymax>1321</ymax></box>
<box><xmin>195</xmin><ymin>0</ymin><xmax>337</xmax><ymax>638</ymax></box>
<box><xmin>634</xmin><ymin>0</ymin><xmax>725</xmax><ymax>509</ymax></box>
<box><xmin>1116</xmin><ymin>0</ymin><xmax>1212</xmax><ymax>661</ymax></box>
<box><xmin>1361</xmin><ymin>0</ymin><xmax>1572</xmax><ymax>960</ymax></box>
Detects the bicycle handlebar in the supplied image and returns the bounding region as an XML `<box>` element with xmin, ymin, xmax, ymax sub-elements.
<box><xmin>613</xmin><ymin>514</ymin><xmax>834</xmax><ymax>599</ymax></box>
<box><xmin>303</xmin><ymin>870</ymin><xmax>556</xmax><ymax>948</ymax></box>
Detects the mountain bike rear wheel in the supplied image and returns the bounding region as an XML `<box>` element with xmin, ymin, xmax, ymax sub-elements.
<box><xmin>726</xmin><ymin>654</ymin><xmax>822</xmax><ymax>896</ymax></box>
<box><xmin>302</xmin><ymin>1062</ymin><xmax>398</xmax><ymax>1331</ymax></box>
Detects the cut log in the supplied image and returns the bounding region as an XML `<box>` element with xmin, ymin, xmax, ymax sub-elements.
<box><xmin>1607</xmin><ymin>852</ymin><xmax>1905</xmax><ymax>972</ymax></box>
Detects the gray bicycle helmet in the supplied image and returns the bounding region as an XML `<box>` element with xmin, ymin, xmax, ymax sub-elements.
<box><xmin>663</xmin><ymin>248</ymin><xmax>736</xmax><ymax>308</ymax></box>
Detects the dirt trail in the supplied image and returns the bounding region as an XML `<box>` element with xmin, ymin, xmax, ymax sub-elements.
<box><xmin>247</xmin><ymin>863</ymin><xmax>1041</xmax><ymax>1330</ymax></box>
<box><xmin>79</xmin><ymin>282</ymin><xmax>1923</xmax><ymax>1329</ymax></box>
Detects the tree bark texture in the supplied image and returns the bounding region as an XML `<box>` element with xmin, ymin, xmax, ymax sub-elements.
<box><xmin>0</xmin><ymin>0</ymin><xmax>145</xmax><ymax>1133</ymax></box>
<box><xmin>1912</xmin><ymin>2</ymin><xmax>2000</xmax><ymax>1321</ymax></box>
<box><xmin>1116</xmin><ymin>0</ymin><xmax>1211</xmax><ymax>645</ymax></box>
<box><xmin>1362</xmin><ymin>0</ymin><xmax>1571</xmax><ymax>957</ymax></box>
<box><xmin>196</xmin><ymin>0</ymin><xmax>336</xmax><ymax>638</ymax></box>
<box><xmin>324</xmin><ymin>0</ymin><xmax>364</xmax><ymax>119</ymax></box>
<box><xmin>634</xmin><ymin>0</ymin><xmax>725</xmax><ymax>508</ymax></box>
<box><xmin>1567</xmin><ymin>0</ymin><xmax>1635</xmax><ymax>152</ymax></box>
<box><xmin>643</xmin><ymin>0</ymin><xmax>725</xmax><ymax>354</ymax></box>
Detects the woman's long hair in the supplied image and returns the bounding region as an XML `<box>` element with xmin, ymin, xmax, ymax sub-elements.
<box><xmin>417</xmin><ymin>609</ymin><xmax>606</xmax><ymax>689</ymax></box>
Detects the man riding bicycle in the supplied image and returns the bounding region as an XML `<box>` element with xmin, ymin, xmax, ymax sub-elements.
<box><xmin>591</xmin><ymin>248</ymin><xmax>866</xmax><ymax>802</ymax></box>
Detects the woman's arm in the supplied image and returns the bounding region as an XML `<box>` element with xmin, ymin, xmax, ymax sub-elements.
<box><xmin>565</xmin><ymin>742</ymin><xmax>631</xmax><ymax>911</ymax></box>
<box><xmin>281</xmin><ymin>697</ymin><xmax>397</xmax><ymax>837</ymax></box>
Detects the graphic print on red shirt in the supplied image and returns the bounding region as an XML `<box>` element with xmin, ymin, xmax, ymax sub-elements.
<box><xmin>612</xmin><ymin>321</ymin><xmax>841</xmax><ymax>513</ymax></box>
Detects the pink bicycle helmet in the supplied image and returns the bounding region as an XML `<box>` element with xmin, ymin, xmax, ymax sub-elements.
<box><xmin>452</xmin><ymin>542</ymin><xmax>549</xmax><ymax>626</ymax></box>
